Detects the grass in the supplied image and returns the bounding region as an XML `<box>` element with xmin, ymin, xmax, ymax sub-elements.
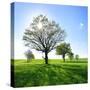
<box><xmin>12</xmin><ymin>59</ymin><xmax>88</xmax><ymax>87</ymax></box>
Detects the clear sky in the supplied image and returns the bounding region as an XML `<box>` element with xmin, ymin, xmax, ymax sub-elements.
<box><xmin>13</xmin><ymin>2</ymin><xmax>88</xmax><ymax>59</ymax></box>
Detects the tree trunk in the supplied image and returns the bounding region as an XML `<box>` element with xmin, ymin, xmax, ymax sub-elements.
<box><xmin>62</xmin><ymin>54</ymin><xmax>65</xmax><ymax>62</ymax></box>
<box><xmin>27</xmin><ymin>59</ymin><xmax>29</xmax><ymax>63</ymax></box>
<box><xmin>27</xmin><ymin>58</ymin><xmax>30</xmax><ymax>63</ymax></box>
<box><xmin>45</xmin><ymin>51</ymin><xmax>48</xmax><ymax>64</ymax></box>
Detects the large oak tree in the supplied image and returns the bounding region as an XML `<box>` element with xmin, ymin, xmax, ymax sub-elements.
<box><xmin>23</xmin><ymin>15</ymin><xmax>66</xmax><ymax>64</ymax></box>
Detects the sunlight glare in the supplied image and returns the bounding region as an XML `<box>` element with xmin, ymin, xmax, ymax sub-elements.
<box><xmin>37</xmin><ymin>22</ymin><xmax>42</xmax><ymax>29</ymax></box>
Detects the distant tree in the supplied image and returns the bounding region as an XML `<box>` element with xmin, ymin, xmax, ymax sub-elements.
<box><xmin>75</xmin><ymin>54</ymin><xmax>79</xmax><ymax>60</ymax></box>
<box><xmin>56</xmin><ymin>42</ymin><xmax>72</xmax><ymax>62</ymax></box>
<box><xmin>23</xmin><ymin>14</ymin><xmax>66</xmax><ymax>64</ymax></box>
<box><xmin>67</xmin><ymin>52</ymin><xmax>74</xmax><ymax>60</ymax></box>
<box><xmin>24</xmin><ymin>50</ymin><xmax>35</xmax><ymax>62</ymax></box>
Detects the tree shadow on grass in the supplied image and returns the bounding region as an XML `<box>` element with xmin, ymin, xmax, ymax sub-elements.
<box><xmin>14</xmin><ymin>64</ymin><xmax>88</xmax><ymax>87</ymax></box>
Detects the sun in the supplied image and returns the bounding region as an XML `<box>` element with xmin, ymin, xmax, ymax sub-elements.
<box><xmin>37</xmin><ymin>22</ymin><xmax>42</xmax><ymax>29</ymax></box>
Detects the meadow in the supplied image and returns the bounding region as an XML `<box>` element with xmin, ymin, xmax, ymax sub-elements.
<box><xmin>12</xmin><ymin>58</ymin><xmax>88</xmax><ymax>87</ymax></box>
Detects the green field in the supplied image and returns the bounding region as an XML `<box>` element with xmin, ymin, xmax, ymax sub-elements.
<box><xmin>12</xmin><ymin>59</ymin><xmax>88</xmax><ymax>87</ymax></box>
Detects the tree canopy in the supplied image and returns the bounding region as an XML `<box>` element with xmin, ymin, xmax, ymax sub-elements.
<box><xmin>67</xmin><ymin>52</ymin><xmax>74</xmax><ymax>60</ymax></box>
<box><xmin>23</xmin><ymin>14</ymin><xmax>66</xmax><ymax>64</ymax></box>
<box><xmin>24</xmin><ymin>50</ymin><xmax>35</xmax><ymax>62</ymax></box>
<box><xmin>56</xmin><ymin>42</ymin><xmax>72</xmax><ymax>62</ymax></box>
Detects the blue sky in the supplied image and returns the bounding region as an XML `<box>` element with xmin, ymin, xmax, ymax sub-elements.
<box><xmin>13</xmin><ymin>2</ymin><xmax>88</xmax><ymax>59</ymax></box>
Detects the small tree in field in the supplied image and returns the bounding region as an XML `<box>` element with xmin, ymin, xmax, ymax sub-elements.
<box><xmin>23</xmin><ymin>15</ymin><xmax>66</xmax><ymax>64</ymax></box>
<box><xmin>56</xmin><ymin>42</ymin><xmax>71</xmax><ymax>62</ymax></box>
<box><xmin>75</xmin><ymin>54</ymin><xmax>79</xmax><ymax>60</ymax></box>
<box><xmin>24</xmin><ymin>50</ymin><xmax>35</xmax><ymax>62</ymax></box>
<box><xmin>67</xmin><ymin>52</ymin><xmax>74</xmax><ymax>60</ymax></box>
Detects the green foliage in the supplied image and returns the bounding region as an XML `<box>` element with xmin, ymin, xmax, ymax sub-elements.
<box><xmin>13</xmin><ymin>59</ymin><xmax>88</xmax><ymax>87</ymax></box>
<box><xmin>56</xmin><ymin>43</ymin><xmax>71</xmax><ymax>55</ymax></box>
<box><xmin>67</xmin><ymin>52</ymin><xmax>74</xmax><ymax>60</ymax></box>
<box><xmin>56</xmin><ymin>42</ymin><xmax>72</xmax><ymax>61</ymax></box>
